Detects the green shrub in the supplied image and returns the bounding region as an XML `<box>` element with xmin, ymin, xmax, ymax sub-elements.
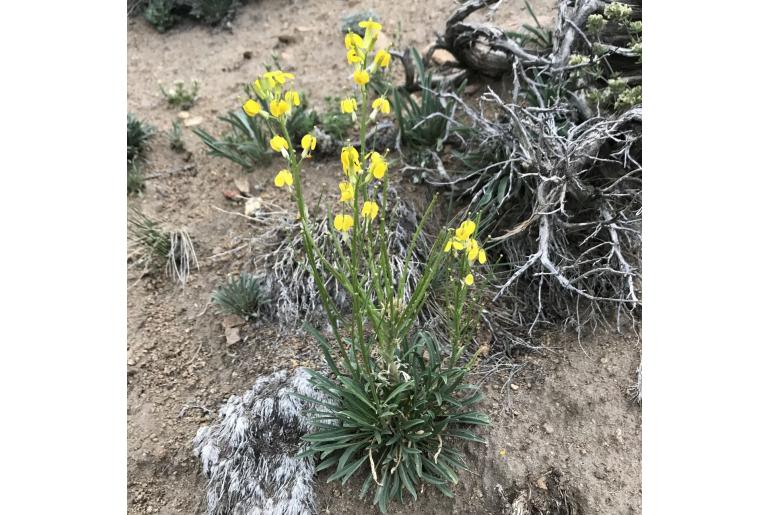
<box><xmin>144</xmin><ymin>0</ymin><xmax>177</xmax><ymax>32</ymax></box>
<box><xmin>212</xmin><ymin>273</ymin><xmax>268</xmax><ymax>318</ymax></box>
<box><xmin>160</xmin><ymin>80</ymin><xmax>199</xmax><ymax>110</ymax></box>
<box><xmin>127</xmin><ymin>113</ymin><xmax>154</xmax><ymax>164</ymax></box>
<box><xmin>299</xmin><ymin>331</ymin><xmax>488</xmax><ymax>512</ymax></box>
<box><xmin>143</xmin><ymin>0</ymin><xmax>238</xmax><ymax>32</ymax></box>
<box><xmin>189</xmin><ymin>0</ymin><xmax>235</xmax><ymax>24</ymax></box>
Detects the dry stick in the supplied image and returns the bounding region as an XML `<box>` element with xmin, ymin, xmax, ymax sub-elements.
<box><xmin>143</xmin><ymin>164</ymin><xmax>197</xmax><ymax>180</ymax></box>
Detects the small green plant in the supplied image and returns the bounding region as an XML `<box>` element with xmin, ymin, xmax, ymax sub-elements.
<box><xmin>193</xmin><ymin>110</ymin><xmax>272</xmax><ymax>169</ymax></box>
<box><xmin>300</xmin><ymin>332</ymin><xmax>488</xmax><ymax>512</ymax></box>
<box><xmin>144</xmin><ymin>0</ymin><xmax>177</xmax><ymax>32</ymax></box>
<box><xmin>128</xmin><ymin>161</ymin><xmax>146</xmax><ymax>194</ymax></box>
<box><xmin>319</xmin><ymin>96</ymin><xmax>356</xmax><ymax>140</ymax></box>
<box><xmin>128</xmin><ymin>208</ymin><xmax>198</xmax><ymax>285</ymax></box>
<box><xmin>506</xmin><ymin>1</ymin><xmax>552</xmax><ymax>50</ymax></box>
<box><xmin>392</xmin><ymin>48</ymin><xmax>458</xmax><ymax>151</ymax></box>
<box><xmin>167</xmin><ymin>121</ymin><xmax>186</xmax><ymax>152</ymax></box>
<box><xmin>160</xmin><ymin>80</ymin><xmax>199</xmax><ymax>110</ymax></box>
<box><xmin>212</xmin><ymin>273</ymin><xmax>268</xmax><ymax>318</ymax></box>
<box><xmin>127</xmin><ymin>113</ymin><xmax>155</xmax><ymax>164</ymax></box>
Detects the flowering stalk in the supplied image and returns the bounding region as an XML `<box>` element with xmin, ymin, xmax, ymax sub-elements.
<box><xmin>240</xmin><ymin>21</ymin><xmax>488</xmax><ymax>383</ymax></box>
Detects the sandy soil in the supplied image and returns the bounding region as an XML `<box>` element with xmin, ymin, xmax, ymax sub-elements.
<box><xmin>127</xmin><ymin>1</ymin><xmax>641</xmax><ymax>513</ymax></box>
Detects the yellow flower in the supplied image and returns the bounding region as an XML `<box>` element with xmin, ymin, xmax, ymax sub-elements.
<box><xmin>341</xmin><ymin>146</ymin><xmax>361</xmax><ymax>175</ymax></box>
<box><xmin>478</xmin><ymin>248</ymin><xmax>487</xmax><ymax>264</ymax></box>
<box><xmin>443</xmin><ymin>237</ymin><xmax>466</xmax><ymax>252</ymax></box>
<box><xmin>345</xmin><ymin>32</ymin><xmax>364</xmax><ymax>50</ymax></box>
<box><xmin>270</xmin><ymin>135</ymin><xmax>289</xmax><ymax>153</ymax></box>
<box><xmin>242</xmin><ymin>99</ymin><xmax>262</xmax><ymax>117</ymax></box>
<box><xmin>339</xmin><ymin>182</ymin><xmax>354</xmax><ymax>203</ymax></box>
<box><xmin>467</xmin><ymin>239</ymin><xmax>480</xmax><ymax>262</ymax></box>
<box><xmin>464</xmin><ymin>273</ymin><xmax>474</xmax><ymax>286</ymax></box>
<box><xmin>340</xmin><ymin>97</ymin><xmax>358</xmax><ymax>118</ymax></box>
<box><xmin>252</xmin><ymin>79</ymin><xmax>268</xmax><ymax>99</ymax></box>
<box><xmin>359</xmin><ymin>18</ymin><xmax>382</xmax><ymax>32</ymax></box>
<box><xmin>499</xmin><ymin>449</ymin><xmax>507</xmax><ymax>457</ymax></box>
<box><xmin>269</xmin><ymin>99</ymin><xmax>290</xmax><ymax>117</ymax></box>
<box><xmin>353</xmin><ymin>69</ymin><xmax>370</xmax><ymax>86</ymax></box>
<box><xmin>334</xmin><ymin>213</ymin><xmax>354</xmax><ymax>232</ymax></box>
<box><xmin>361</xmin><ymin>201</ymin><xmax>379</xmax><ymax>220</ymax></box>
<box><xmin>301</xmin><ymin>134</ymin><xmax>316</xmax><ymax>157</ymax></box>
<box><xmin>372</xmin><ymin>97</ymin><xmax>390</xmax><ymax>115</ymax></box>
<box><xmin>284</xmin><ymin>90</ymin><xmax>300</xmax><ymax>106</ymax></box>
<box><xmin>347</xmin><ymin>48</ymin><xmax>362</xmax><ymax>64</ymax></box>
<box><xmin>263</xmin><ymin>70</ymin><xmax>295</xmax><ymax>87</ymax></box>
<box><xmin>301</xmin><ymin>134</ymin><xmax>316</xmax><ymax>151</ymax></box>
<box><xmin>274</xmin><ymin>169</ymin><xmax>293</xmax><ymax>187</ymax></box>
<box><xmin>368</xmin><ymin>152</ymin><xmax>387</xmax><ymax>180</ymax></box>
<box><xmin>373</xmin><ymin>49</ymin><xmax>391</xmax><ymax>68</ymax></box>
<box><xmin>456</xmin><ymin>220</ymin><xmax>477</xmax><ymax>241</ymax></box>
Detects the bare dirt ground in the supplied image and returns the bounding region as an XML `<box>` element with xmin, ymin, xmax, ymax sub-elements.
<box><xmin>127</xmin><ymin>1</ymin><xmax>641</xmax><ymax>513</ymax></box>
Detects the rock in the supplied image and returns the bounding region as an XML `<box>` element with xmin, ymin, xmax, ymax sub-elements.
<box><xmin>478</xmin><ymin>344</ymin><xmax>490</xmax><ymax>357</ymax></box>
<box><xmin>178</xmin><ymin>111</ymin><xmax>190</xmax><ymax>119</ymax></box>
<box><xmin>183</xmin><ymin>116</ymin><xmax>203</xmax><ymax>127</ymax></box>
<box><xmin>244</xmin><ymin>196</ymin><xmax>263</xmax><ymax>216</ymax></box>
<box><xmin>278</xmin><ymin>34</ymin><xmax>297</xmax><ymax>45</ymax></box>
<box><xmin>543</xmin><ymin>422</ymin><xmax>554</xmax><ymax>434</ymax></box>
<box><xmin>222</xmin><ymin>315</ymin><xmax>246</xmax><ymax>329</ymax></box>
<box><xmin>225</xmin><ymin>327</ymin><xmax>241</xmax><ymax>346</ymax></box>
<box><xmin>510</xmin><ymin>383</ymin><xmax>519</xmax><ymax>391</ymax></box>
<box><xmin>431</xmin><ymin>49</ymin><xmax>458</xmax><ymax>66</ymax></box>
<box><xmin>536</xmin><ymin>476</ymin><xmax>548</xmax><ymax>490</ymax></box>
<box><xmin>234</xmin><ymin>177</ymin><xmax>251</xmax><ymax>196</ymax></box>
<box><xmin>600</xmin><ymin>356</ymin><xmax>609</xmax><ymax>364</ymax></box>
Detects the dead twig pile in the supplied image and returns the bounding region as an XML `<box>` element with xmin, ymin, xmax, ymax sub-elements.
<box><xmin>412</xmin><ymin>0</ymin><xmax>642</xmax><ymax>333</ymax></box>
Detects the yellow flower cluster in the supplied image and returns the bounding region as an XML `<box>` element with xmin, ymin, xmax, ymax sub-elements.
<box><xmin>342</xmin><ymin>19</ymin><xmax>392</xmax><ymax>122</ymax></box>
<box><xmin>240</xmin><ymin>70</ymin><xmax>318</xmax><ymax>186</ymax></box>
<box><xmin>333</xmin><ymin>146</ymin><xmax>389</xmax><ymax>230</ymax></box>
<box><xmin>443</xmin><ymin>220</ymin><xmax>487</xmax><ymax>285</ymax></box>
<box><xmin>242</xmin><ymin>69</ymin><xmax>301</xmax><ymax>122</ymax></box>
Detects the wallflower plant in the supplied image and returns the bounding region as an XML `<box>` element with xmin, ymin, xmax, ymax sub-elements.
<box><xmin>240</xmin><ymin>20</ymin><xmax>489</xmax><ymax>512</ymax></box>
